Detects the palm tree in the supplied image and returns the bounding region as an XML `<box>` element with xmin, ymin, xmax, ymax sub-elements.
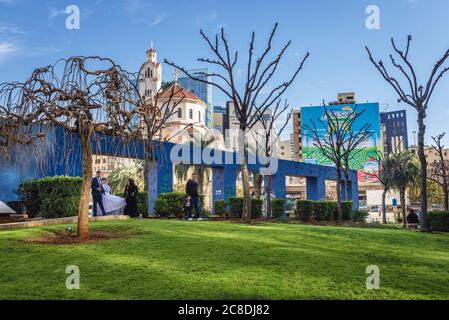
<box><xmin>174</xmin><ymin>135</ymin><xmax>215</xmax><ymax>194</ymax></box>
<box><xmin>391</xmin><ymin>151</ymin><xmax>420</xmax><ymax>228</ymax></box>
<box><xmin>378</xmin><ymin>154</ymin><xmax>396</xmax><ymax>224</ymax></box>
<box><xmin>108</xmin><ymin>160</ymin><xmax>144</xmax><ymax>194</ymax></box>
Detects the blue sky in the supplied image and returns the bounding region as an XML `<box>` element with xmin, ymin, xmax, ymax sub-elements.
<box><xmin>1</xmin><ymin>0</ymin><xmax>449</xmax><ymax>143</ymax></box>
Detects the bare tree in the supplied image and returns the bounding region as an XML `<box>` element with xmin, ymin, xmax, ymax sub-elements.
<box><xmin>0</xmin><ymin>56</ymin><xmax>142</xmax><ymax>238</ymax></box>
<box><xmin>165</xmin><ymin>23</ymin><xmax>309</xmax><ymax>223</ymax></box>
<box><xmin>252</xmin><ymin>100</ymin><xmax>292</xmax><ymax>218</ymax></box>
<box><xmin>304</xmin><ymin>106</ymin><xmax>347</xmax><ymax>221</ymax></box>
<box><xmin>366</xmin><ymin>35</ymin><xmax>449</xmax><ymax>232</ymax></box>
<box><xmin>429</xmin><ymin>133</ymin><xmax>449</xmax><ymax>211</ymax></box>
<box><xmin>136</xmin><ymin>82</ymin><xmax>188</xmax><ymax>214</ymax></box>
<box><xmin>341</xmin><ymin>108</ymin><xmax>373</xmax><ymax>201</ymax></box>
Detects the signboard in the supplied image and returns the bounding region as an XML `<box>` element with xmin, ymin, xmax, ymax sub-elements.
<box><xmin>301</xmin><ymin>103</ymin><xmax>381</xmax><ymax>183</ymax></box>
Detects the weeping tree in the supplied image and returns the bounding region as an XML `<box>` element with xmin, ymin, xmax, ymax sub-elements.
<box><xmin>252</xmin><ymin>100</ymin><xmax>292</xmax><ymax>218</ymax></box>
<box><xmin>304</xmin><ymin>105</ymin><xmax>365</xmax><ymax>221</ymax></box>
<box><xmin>366</xmin><ymin>35</ymin><xmax>449</xmax><ymax>232</ymax></box>
<box><xmin>0</xmin><ymin>56</ymin><xmax>142</xmax><ymax>238</ymax></box>
<box><xmin>166</xmin><ymin>23</ymin><xmax>309</xmax><ymax>223</ymax></box>
<box><xmin>429</xmin><ymin>133</ymin><xmax>449</xmax><ymax>211</ymax></box>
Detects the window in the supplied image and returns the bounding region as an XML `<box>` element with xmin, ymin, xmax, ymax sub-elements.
<box><xmin>189</xmin><ymin>109</ymin><xmax>193</xmax><ymax>120</ymax></box>
<box><xmin>147</xmin><ymin>68</ymin><xmax>150</xmax><ymax>78</ymax></box>
<box><xmin>199</xmin><ymin>111</ymin><xmax>202</xmax><ymax>122</ymax></box>
<box><xmin>177</xmin><ymin>108</ymin><xmax>182</xmax><ymax>118</ymax></box>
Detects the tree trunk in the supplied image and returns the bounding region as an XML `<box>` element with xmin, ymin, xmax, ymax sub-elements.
<box><xmin>265</xmin><ymin>175</ymin><xmax>272</xmax><ymax>219</ymax></box>
<box><xmin>381</xmin><ymin>189</ymin><xmax>387</xmax><ymax>224</ymax></box>
<box><xmin>444</xmin><ymin>182</ymin><xmax>449</xmax><ymax>212</ymax></box>
<box><xmin>336</xmin><ymin>164</ymin><xmax>343</xmax><ymax>222</ymax></box>
<box><xmin>253</xmin><ymin>173</ymin><xmax>263</xmax><ymax>198</ymax></box>
<box><xmin>143</xmin><ymin>160</ymin><xmax>149</xmax><ymax>192</ymax></box>
<box><xmin>78</xmin><ymin>134</ymin><xmax>92</xmax><ymax>238</ymax></box>
<box><xmin>400</xmin><ymin>187</ymin><xmax>407</xmax><ymax>228</ymax></box>
<box><xmin>417</xmin><ymin>109</ymin><xmax>430</xmax><ymax>231</ymax></box>
<box><xmin>343</xmin><ymin>165</ymin><xmax>350</xmax><ymax>201</ymax></box>
<box><xmin>198</xmin><ymin>166</ymin><xmax>205</xmax><ymax>195</ymax></box>
<box><xmin>238</xmin><ymin>126</ymin><xmax>251</xmax><ymax>223</ymax></box>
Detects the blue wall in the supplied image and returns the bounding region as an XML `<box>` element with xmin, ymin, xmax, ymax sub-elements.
<box><xmin>0</xmin><ymin>127</ymin><xmax>359</xmax><ymax>212</ymax></box>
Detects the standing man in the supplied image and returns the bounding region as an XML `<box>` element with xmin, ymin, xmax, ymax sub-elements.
<box><xmin>91</xmin><ymin>171</ymin><xmax>106</xmax><ymax>217</ymax></box>
<box><xmin>185</xmin><ymin>173</ymin><xmax>203</xmax><ymax>221</ymax></box>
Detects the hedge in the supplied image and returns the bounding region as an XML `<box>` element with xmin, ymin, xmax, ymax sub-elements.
<box><xmin>115</xmin><ymin>191</ymin><xmax>148</xmax><ymax>217</ymax></box>
<box><xmin>17</xmin><ymin>176</ymin><xmax>83</xmax><ymax>218</ymax></box>
<box><xmin>296</xmin><ymin>200</ymin><xmax>313</xmax><ymax>222</ymax></box>
<box><xmin>228</xmin><ymin>197</ymin><xmax>263</xmax><ymax>219</ymax></box>
<box><xmin>352</xmin><ymin>210</ymin><xmax>369</xmax><ymax>223</ymax></box>
<box><xmin>295</xmin><ymin>200</ymin><xmax>353</xmax><ymax>222</ymax></box>
<box><xmin>271</xmin><ymin>199</ymin><xmax>285</xmax><ymax>218</ymax></box>
<box><xmin>155</xmin><ymin>192</ymin><xmax>204</xmax><ymax>218</ymax></box>
<box><xmin>429</xmin><ymin>211</ymin><xmax>449</xmax><ymax>232</ymax></box>
<box><xmin>214</xmin><ymin>200</ymin><xmax>227</xmax><ymax>217</ymax></box>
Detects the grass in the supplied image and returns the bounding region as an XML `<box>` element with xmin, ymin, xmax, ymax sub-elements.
<box><xmin>1</xmin><ymin>219</ymin><xmax>449</xmax><ymax>300</ymax></box>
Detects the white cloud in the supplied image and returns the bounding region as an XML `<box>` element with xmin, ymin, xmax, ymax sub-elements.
<box><xmin>0</xmin><ymin>24</ymin><xmax>23</xmax><ymax>36</ymax></box>
<box><xmin>150</xmin><ymin>14</ymin><xmax>166</xmax><ymax>26</ymax></box>
<box><xmin>0</xmin><ymin>41</ymin><xmax>16</xmax><ymax>60</ymax></box>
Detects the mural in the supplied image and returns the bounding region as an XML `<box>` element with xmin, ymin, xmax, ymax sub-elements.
<box><xmin>301</xmin><ymin>103</ymin><xmax>381</xmax><ymax>183</ymax></box>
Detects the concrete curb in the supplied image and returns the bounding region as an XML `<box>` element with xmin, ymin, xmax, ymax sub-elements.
<box><xmin>0</xmin><ymin>215</ymin><xmax>130</xmax><ymax>231</ymax></box>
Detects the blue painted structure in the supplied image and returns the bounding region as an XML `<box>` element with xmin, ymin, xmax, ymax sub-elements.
<box><xmin>0</xmin><ymin>127</ymin><xmax>359</xmax><ymax>213</ymax></box>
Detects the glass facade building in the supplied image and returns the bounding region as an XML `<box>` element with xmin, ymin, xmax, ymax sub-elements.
<box><xmin>177</xmin><ymin>69</ymin><xmax>213</xmax><ymax>128</ymax></box>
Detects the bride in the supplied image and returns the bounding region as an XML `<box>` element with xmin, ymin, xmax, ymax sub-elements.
<box><xmin>97</xmin><ymin>178</ymin><xmax>126</xmax><ymax>215</ymax></box>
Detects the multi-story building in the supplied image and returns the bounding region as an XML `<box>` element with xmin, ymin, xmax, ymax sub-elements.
<box><xmin>92</xmin><ymin>155</ymin><xmax>137</xmax><ymax>178</ymax></box>
<box><xmin>291</xmin><ymin>110</ymin><xmax>302</xmax><ymax>161</ymax></box>
<box><xmin>176</xmin><ymin>69</ymin><xmax>213</xmax><ymax>129</ymax></box>
<box><xmin>380</xmin><ymin>110</ymin><xmax>409</xmax><ymax>154</ymax></box>
<box><xmin>213</xmin><ymin>106</ymin><xmax>226</xmax><ymax>136</ymax></box>
<box><xmin>278</xmin><ymin>139</ymin><xmax>293</xmax><ymax>161</ymax></box>
<box><xmin>223</xmin><ymin>101</ymin><xmax>275</xmax><ymax>152</ymax></box>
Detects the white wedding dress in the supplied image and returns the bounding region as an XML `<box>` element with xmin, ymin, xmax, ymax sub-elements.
<box><xmin>97</xmin><ymin>184</ymin><xmax>126</xmax><ymax>215</ymax></box>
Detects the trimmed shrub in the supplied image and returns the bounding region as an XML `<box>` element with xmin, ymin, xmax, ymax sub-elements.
<box><xmin>155</xmin><ymin>192</ymin><xmax>185</xmax><ymax>218</ymax></box>
<box><xmin>312</xmin><ymin>201</ymin><xmax>328</xmax><ymax>221</ymax></box>
<box><xmin>296</xmin><ymin>200</ymin><xmax>313</xmax><ymax>222</ymax></box>
<box><xmin>228</xmin><ymin>197</ymin><xmax>263</xmax><ymax>219</ymax></box>
<box><xmin>155</xmin><ymin>192</ymin><xmax>204</xmax><ymax>218</ymax></box>
<box><xmin>271</xmin><ymin>199</ymin><xmax>285</xmax><ymax>218</ymax></box>
<box><xmin>214</xmin><ymin>200</ymin><xmax>227</xmax><ymax>217</ymax></box>
<box><xmin>352</xmin><ymin>210</ymin><xmax>369</xmax><ymax>223</ymax></box>
<box><xmin>342</xmin><ymin>201</ymin><xmax>353</xmax><ymax>221</ymax></box>
<box><xmin>17</xmin><ymin>176</ymin><xmax>83</xmax><ymax>218</ymax></box>
<box><xmin>137</xmin><ymin>192</ymin><xmax>148</xmax><ymax>217</ymax></box>
<box><xmin>429</xmin><ymin>211</ymin><xmax>449</xmax><ymax>232</ymax></box>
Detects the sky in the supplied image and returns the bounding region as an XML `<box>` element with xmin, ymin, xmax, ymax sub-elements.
<box><xmin>1</xmin><ymin>0</ymin><xmax>449</xmax><ymax>144</ymax></box>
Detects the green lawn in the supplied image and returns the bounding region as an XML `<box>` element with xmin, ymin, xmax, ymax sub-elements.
<box><xmin>1</xmin><ymin>219</ymin><xmax>449</xmax><ymax>300</ymax></box>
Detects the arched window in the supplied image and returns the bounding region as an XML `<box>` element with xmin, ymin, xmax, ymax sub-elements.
<box><xmin>198</xmin><ymin>111</ymin><xmax>201</xmax><ymax>122</ymax></box>
<box><xmin>177</xmin><ymin>108</ymin><xmax>182</xmax><ymax>118</ymax></box>
<box><xmin>189</xmin><ymin>109</ymin><xmax>193</xmax><ymax>120</ymax></box>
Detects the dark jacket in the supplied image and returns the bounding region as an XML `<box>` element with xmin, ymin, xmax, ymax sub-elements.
<box><xmin>185</xmin><ymin>179</ymin><xmax>199</xmax><ymax>197</ymax></box>
<box><xmin>91</xmin><ymin>177</ymin><xmax>103</xmax><ymax>195</ymax></box>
